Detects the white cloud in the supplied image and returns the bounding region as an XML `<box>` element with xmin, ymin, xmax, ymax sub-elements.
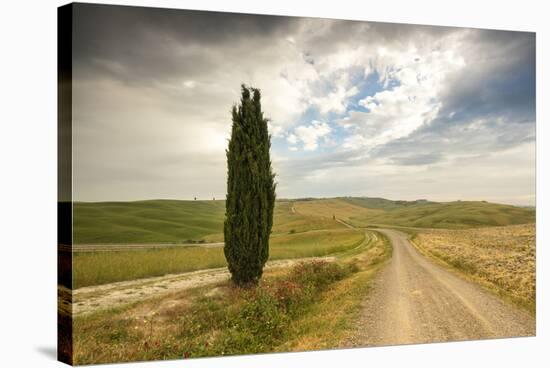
<box><xmin>309</xmin><ymin>71</ymin><xmax>360</xmax><ymax>115</ymax></box>
<box><xmin>290</xmin><ymin>120</ymin><xmax>332</xmax><ymax>151</ymax></box>
<box><xmin>339</xmin><ymin>44</ymin><xmax>466</xmax><ymax>149</ymax></box>
<box><xmin>287</xmin><ymin>133</ymin><xmax>298</xmax><ymax>144</ymax></box>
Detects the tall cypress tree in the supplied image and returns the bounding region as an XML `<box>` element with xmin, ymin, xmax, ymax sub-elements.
<box><xmin>224</xmin><ymin>85</ymin><xmax>276</xmax><ymax>286</ymax></box>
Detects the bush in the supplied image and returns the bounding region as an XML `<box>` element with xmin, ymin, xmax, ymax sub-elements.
<box><xmin>177</xmin><ymin>260</ymin><xmax>359</xmax><ymax>357</ymax></box>
<box><xmin>289</xmin><ymin>260</ymin><xmax>357</xmax><ymax>290</ymax></box>
<box><xmin>270</xmin><ymin>280</ymin><xmax>305</xmax><ymax>313</ymax></box>
<box><xmin>236</xmin><ymin>289</ymin><xmax>287</xmax><ymax>337</ymax></box>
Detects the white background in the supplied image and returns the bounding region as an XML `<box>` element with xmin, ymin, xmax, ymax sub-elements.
<box><xmin>0</xmin><ymin>0</ymin><xmax>547</xmax><ymax>366</ymax></box>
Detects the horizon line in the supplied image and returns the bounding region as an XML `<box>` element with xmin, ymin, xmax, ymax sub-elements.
<box><xmin>67</xmin><ymin>196</ymin><xmax>536</xmax><ymax>207</ymax></box>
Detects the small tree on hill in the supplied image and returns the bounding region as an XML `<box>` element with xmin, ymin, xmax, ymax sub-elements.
<box><xmin>224</xmin><ymin>85</ymin><xmax>276</xmax><ymax>286</ymax></box>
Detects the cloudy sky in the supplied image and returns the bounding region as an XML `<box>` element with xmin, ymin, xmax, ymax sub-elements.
<box><xmin>72</xmin><ymin>4</ymin><xmax>536</xmax><ymax>205</ymax></box>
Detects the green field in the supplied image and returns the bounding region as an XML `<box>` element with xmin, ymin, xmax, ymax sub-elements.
<box><xmin>73</xmin><ymin>229</ymin><xmax>364</xmax><ymax>288</ymax></box>
<box><xmin>69</xmin><ymin>195</ymin><xmax>535</xmax><ymax>362</ymax></box>
<box><xmin>296</xmin><ymin>198</ymin><xmax>535</xmax><ymax>229</ymax></box>
<box><xmin>73</xmin><ymin>200</ymin><xmax>226</xmax><ymax>244</ymax></box>
<box><xmin>74</xmin><ymin>197</ymin><xmax>534</xmax><ymax>244</ymax></box>
<box><xmin>71</xmin><ymin>196</ymin><xmax>534</xmax><ymax>287</ymax></box>
<box><xmin>73</xmin><ymin>200</ymin><xmax>346</xmax><ymax>244</ymax></box>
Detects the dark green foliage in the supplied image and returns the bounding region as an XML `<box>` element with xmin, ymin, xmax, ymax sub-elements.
<box><xmin>224</xmin><ymin>85</ymin><xmax>276</xmax><ymax>286</ymax></box>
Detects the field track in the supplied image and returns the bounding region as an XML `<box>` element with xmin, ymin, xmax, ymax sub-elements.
<box><xmin>68</xmin><ymin>256</ymin><xmax>337</xmax><ymax>316</ymax></box>
<box><xmin>60</xmin><ymin>242</ymin><xmax>225</xmax><ymax>253</ymax></box>
<box><xmin>62</xmin><ymin>228</ymin><xmax>354</xmax><ymax>253</ymax></box>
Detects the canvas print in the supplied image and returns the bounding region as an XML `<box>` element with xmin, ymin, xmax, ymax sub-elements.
<box><xmin>58</xmin><ymin>3</ymin><xmax>536</xmax><ymax>365</ymax></box>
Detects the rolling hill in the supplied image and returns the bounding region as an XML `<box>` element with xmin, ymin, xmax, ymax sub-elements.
<box><xmin>72</xmin><ymin>197</ymin><xmax>535</xmax><ymax>244</ymax></box>
<box><xmin>73</xmin><ymin>199</ymin><xmax>345</xmax><ymax>244</ymax></box>
<box><xmin>73</xmin><ymin>200</ymin><xmax>226</xmax><ymax>244</ymax></box>
<box><xmin>302</xmin><ymin>198</ymin><xmax>536</xmax><ymax>229</ymax></box>
<box><xmin>346</xmin><ymin>198</ymin><xmax>535</xmax><ymax>228</ymax></box>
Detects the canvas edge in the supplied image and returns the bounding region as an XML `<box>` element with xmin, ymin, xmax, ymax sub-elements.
<box><xmin>58</xmin><ymin>2</ymin><xmax>74</xmax><ymax>366</ymax></box>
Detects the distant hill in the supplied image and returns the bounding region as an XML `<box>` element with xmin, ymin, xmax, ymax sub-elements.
<box><xmin>300</xmin><ymin>197</ymin><xmax>536</xmax><ymax>229</ymax></box>
<box><xmin>72</xmin><ymin>197</ymin><xmax>535</xmax><ymax>244</ymax></box>
<box><xmin>339</xmin><ymin>197</ymin><xmax>436</xmax><ymax>210</ymax></box>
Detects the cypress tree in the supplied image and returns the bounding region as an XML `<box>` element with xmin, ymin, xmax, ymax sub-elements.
<box><xmin>224</xmin><ymin>85</ymin><xmax>276</xmax><ymax>286</ymax></box>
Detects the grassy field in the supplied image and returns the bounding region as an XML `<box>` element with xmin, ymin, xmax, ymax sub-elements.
<box><xmin>72</xmin><ymin>196</ymin><xmax>535</xmax><ymax>289</ymax></box>
<box><xmin>74</xmin><ymin>200</ymin><xmax>346</xmax><ymax>244</ymax></box>
<box><xmin>67</xmin><ymin>195</ymin><xmax>535</xmax><ymax>363</ymax></box>
<box><xmin>71</xmin><ymin>231</ymin><xmax>392</xmax><ymax>364</ymax></box>
<box><xmin>412</xmin><ymin>224</ymin><xmax>535</xmax><ymax>311</ymax></box>
<box><xmin>270</xmin><ymin>201</ymin><xmax>345</xmax><ymax>235</ymax></box>
<box><xmin>295</xmin><ymin>198</ymin><xmax>535</xmax><ymax>229</ymax></box>
<box><xmin>73</xmin><ymin>229</ymin><xmax>364</xmax><ymax>288</ymax></box>
<box><xmin>73</xmin><ymin>198</ymin><xmax>534</xmax><ymax>245</ymax></box>
<box><xmin>73</xmin><ymin>200</ymin><xmax>226</xmax><ymax>244</ymax></box>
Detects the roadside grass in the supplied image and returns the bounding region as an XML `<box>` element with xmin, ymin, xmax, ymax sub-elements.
<box><xmin>411</xmin><ymin>224</ymin><xmax>535</xmax><ymax>313</ymax></box>
<box><xmin>268</xmin><ymin>229</ymin><xmax>364</xmax><ymax>259</ymax></box>
<box><xmin>72</xmin><ymin>232</ymin><xmax>391</xmax><ymax>365</ymax></box>
<box><xmin>73</xmin><ymin>229</ymin><xmax>364</xmax><ymax>288</ymax></box>
<box><xmin>275</xmin><ymin>231</ymin><xmax>392</xmax><ymax>351</ymax></box>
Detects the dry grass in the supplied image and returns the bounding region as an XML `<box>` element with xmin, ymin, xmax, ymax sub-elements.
<box><xmin>275</xmin><ymin>231</ymin><xmax>392</xmax><ymax>351</ymax></box>
<box><xmin>73</xmin><ymin>229</ymin><xmax>364</xmax><ymax>288</ymax></box>
<box><xmin>271</xmin><ymin>201</ymin><xmax>347</xmax><ymax>234</ymax></box>
<box><xmin>413</xmin><ymin>224</ymin><xmax>535</xmax><ymax>311</ymax></box>
<box><xmin>71</xmin><ymin>231</ymin><xmax>391</xmax><ymax>365</ymax></box>
<box><xmin>72</xmin><ymin>262</ymin><xmax>353</xmax><ymax>364</ymax></box>
<box><xmin>293</xmin><ymin>199</ymin><xmax>375</xmax><ymax>222</ymax></box>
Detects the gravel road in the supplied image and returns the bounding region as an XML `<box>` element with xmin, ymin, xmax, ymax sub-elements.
<box><xmin>351</xmin><ymin>229</ymin><xmax>535</xmax><ymax>346</ymax></box>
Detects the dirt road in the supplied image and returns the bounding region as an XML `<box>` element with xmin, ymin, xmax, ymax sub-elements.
<box><xmin>351</xmin><ymin>229</ymin><xmax>535</xmax><ymax>346</ymax></box>
<box><xmin>62</xmin><ymin>242</ymin><xmax>225</xmax><ymax>253</ymax></box>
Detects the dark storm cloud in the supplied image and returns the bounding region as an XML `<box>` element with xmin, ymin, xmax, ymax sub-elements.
<box><xmin>73</xmin><ymin>3</ymin><xmax>299</xmax><ymax>84</ymax></box>
<box><xmin>295</xmin><ymin>18</ymin><xmax>460</xmax><ymax>64</ymax></box>
<box><xmin>72</xmin><ymin>4</ymin><xmax>462</xmax><ymax>85</ymax></box>
<box><xmin>372</xmin><ymin>118</ymin><xmax>534</xmax><ymax>167</ymax></box>
<box><xmin>436</xmin><ymin>30</ymin><xmax>535</xmax><ymax>125</ymax></box>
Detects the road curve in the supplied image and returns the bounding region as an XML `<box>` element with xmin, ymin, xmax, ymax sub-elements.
<box><xmin>351</xmin><ymin>229</ymin><xmax>535</xmax><ymax>347</ymax></box>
